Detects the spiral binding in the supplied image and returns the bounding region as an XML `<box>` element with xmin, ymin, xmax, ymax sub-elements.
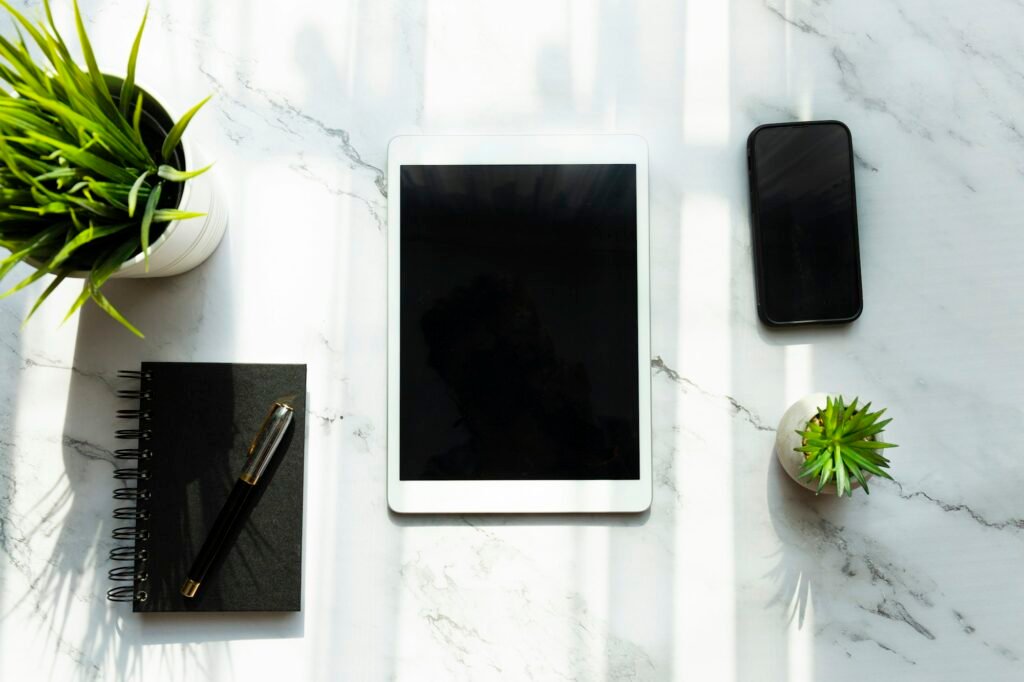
<box><xmin>107</xmin><ymin>369</ymin><xmax>153</xmax><ymax>604</ymax></box>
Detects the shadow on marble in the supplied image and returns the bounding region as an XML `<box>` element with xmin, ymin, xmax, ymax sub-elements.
<box><xmin>0</xmin><ymin>305</ymin><xmax>25</xmax><ymax>658</ymax></box>
<box><xmin>134</xmin><ymin>611</ymin><xmax>304</xmax><ymax>643</ymax></box>
<box><xmin>764</xmin><ymin>453</ymin><xmax>845</xmax><ymax>628</ymax></box>
<box><xmin>755</xmin><ymin>321</ymin><xmax>858</xmax><ymax>347</ymax></box>
<box><xmin>42</xmin><ymin>232</ymin><xmax>299</xmax><ymax>681</ymax></box>
<box><xmin>388</xmin><ymin>509</ymin><xmax>651</xmax><ymax>528</ymax></box>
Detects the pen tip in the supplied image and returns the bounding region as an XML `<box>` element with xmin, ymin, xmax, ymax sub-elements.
<box><xmin>275</xmin><ymin>394</ymin><xmax>298</xmax><ymax>409</ymax></box>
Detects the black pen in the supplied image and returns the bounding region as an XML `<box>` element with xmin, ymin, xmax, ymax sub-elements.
<box><xmin>180</xmin><ymin>397</ymin><xmax>295</xmax><ymax>599</ymax></box>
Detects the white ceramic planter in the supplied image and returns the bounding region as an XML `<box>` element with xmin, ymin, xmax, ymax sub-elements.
<box><xmin>33</xmin><ymin>83</ymin><xmax>228</xmax><ymax>280</ymax></box>
<box><xmin>109</xmin><ymin>137</ymin><xmax>227</xmax><ymax>278</ymax></box>
<box><xmin>775</xmin><ymin>392</ymin><xmax>871</xmax><ymax>495</ymax></box>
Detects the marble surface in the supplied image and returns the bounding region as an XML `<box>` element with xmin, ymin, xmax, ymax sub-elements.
<box><xmin>1</xmin><ymin>0</ymin><xmax>1022</xmax><ymax>680</ymax></box>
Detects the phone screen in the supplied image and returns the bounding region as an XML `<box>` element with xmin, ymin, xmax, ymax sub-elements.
<box><xmin>748</xmin><ymin>122</ymin><xmax>862</xmax><ymax>324</ymax></box>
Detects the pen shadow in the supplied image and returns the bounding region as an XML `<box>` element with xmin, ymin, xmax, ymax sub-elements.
<box><xmin>115</xmin><ymin>400</ymin><xmax>305</xmax><ymax>643</ymax></box>
<box><xmin>173</xmin><ymin>416</ymin><xmax>294</xmax><ymax>613</ymax></box>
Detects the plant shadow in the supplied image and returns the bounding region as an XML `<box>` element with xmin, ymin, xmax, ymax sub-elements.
<box><xmin>28</xmin><ymin>234</ymin><xmax>303</xmax><ymax>681</ymax></box>
<box><xmin>764</xmin><ymin>443</ymin><xmax>855</xmax><ymax>630</ymax></box>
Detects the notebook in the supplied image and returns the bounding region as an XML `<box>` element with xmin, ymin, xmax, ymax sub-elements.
<box><xmin>107</xmin><ymin>362</ymin><xmax>307</xmax><ymax>612</ymax></box>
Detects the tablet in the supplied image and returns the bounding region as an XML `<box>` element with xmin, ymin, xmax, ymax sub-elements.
<box><xmin>387</xmin><ymin>135</ymin><xmax>651</xmax><ymax>513</ymax></box>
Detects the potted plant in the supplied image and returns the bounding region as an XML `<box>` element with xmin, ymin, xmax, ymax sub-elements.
<box><xmin>0</xmin><ymin>0</ymin><xmax>226</xmax><ymax>337</ymax></box>
<box><xmin>776</xmin><ymin>393</ymin><xmax>897</xmax><ymax>496</ymax></box>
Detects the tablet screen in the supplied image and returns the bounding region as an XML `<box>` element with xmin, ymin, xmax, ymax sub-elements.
<box><xmin>399</xmin><ymin>164</ymin><xmax>639</xmax><ymax>481</ymax></box>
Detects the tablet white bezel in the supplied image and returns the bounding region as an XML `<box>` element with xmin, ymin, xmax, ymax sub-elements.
<box><xmin>387</xmin><ymin>135</ymin><xmax>651</xmax><ymax>513</ymax></box>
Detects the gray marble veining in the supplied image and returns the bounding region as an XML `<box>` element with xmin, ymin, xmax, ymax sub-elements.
<box><xmin>0</xmin><ymin>0</ymin><xmax>1022</xmax><ymax>680</ymax></box>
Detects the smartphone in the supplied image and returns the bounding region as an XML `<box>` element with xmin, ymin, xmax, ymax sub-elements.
<box><xmin>747</xmin><ymin>120</ymin><xmax>863</xmax><ymax>326</ymax></box>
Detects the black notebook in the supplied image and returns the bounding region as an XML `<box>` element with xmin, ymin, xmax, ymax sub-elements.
<box><xmin>108</xmin><ymin>362</ymin><xmax>307</xmax><ymax>612</ymax></box>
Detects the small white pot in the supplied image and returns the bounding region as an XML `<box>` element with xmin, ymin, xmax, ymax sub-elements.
<box><xmin>775</xmin><ymin>392</ymin><xmax>870</xmax><ymax>495</ymax></box>
<box><xmin>34</xmin><ymin>83</ymin><xmax>228</xmax><ymax>279</ymax></box>
<box><xmin>109</xmin><ymin>137</ymin><xmax>227</xmax><ymax>278</ymax></box>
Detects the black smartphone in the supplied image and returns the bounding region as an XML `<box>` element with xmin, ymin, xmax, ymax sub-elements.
<box><xmin>746</xmin><ymin>120</ymin><xmax>863</xmax><ymax>326</ymax></box>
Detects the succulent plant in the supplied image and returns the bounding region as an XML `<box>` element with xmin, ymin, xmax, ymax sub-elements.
<box><xmin>0</xmin><ymin>0</ymin><xmax>210</xmax><ymax>336</ymax></box>
<box><xmin>796</xmin><ymin>395</ymin><xmax>896</xmax><ymax>496</ymax></box>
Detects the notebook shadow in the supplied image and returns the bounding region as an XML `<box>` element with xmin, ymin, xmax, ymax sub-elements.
<box><xmin>133</xmin><ymin>611</ymin><xmax>304</xmax><ymax>644</ymax></box>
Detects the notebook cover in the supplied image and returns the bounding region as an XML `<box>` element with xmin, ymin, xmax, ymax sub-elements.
<box><xmin>134</xmin><ymin>362</ymin><xmax>306</xmax><ymax>612</ymax></box>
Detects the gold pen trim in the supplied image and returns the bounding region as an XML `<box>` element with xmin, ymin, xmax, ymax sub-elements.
<box><xmin>249</xmin><ymin>405</ymin><xmax>277</xmax><ymax>456</ymax></box>
<box><xmin>180</xmin><ymin>578</ymin><xmax>201</xmax><ymax>598</ymax></box>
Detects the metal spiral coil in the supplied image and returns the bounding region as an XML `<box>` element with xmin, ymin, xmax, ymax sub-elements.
<box><xmin>113</xmin><ymin>506</ymin><xmax>151</xmax><ymax>520</ymax></box>
<box><xmin>112</xmin><ymin>527</ymin><xmax>150</xmax><ymax>541</ymax></box>
<box><xmin>113</xmin><ymin>468</ymin><xmax>150</xmax><ymax>480</ymax></box>
<box><xmin>115</xmin><ymin>389</ymin><xmax>152</xmax><ymax>400</ymax></box>
<box><xmin>115</xmin><ymin>428</ymin><xmax>151</xmax><ymax>440</ymax></box>
<box><xmin>117</xmin><ymin>370</ymin><xmax>153</xmax><ymax>380</ymax></box>
<box><xmin>107</xmin><ymin>585</ymin><xmax>148</xmax><ymax>603</ymax></box>
<box><xmin>108</xmin><ymin>368</ymin><xmax>153</xmax><ymax>605</ymax></box>
<box><xmin>110</xmin><ymin>546</ymin><xmax>147</xmax><ymax>562</ymax></box>
<box><xmin>113</xmin><ymin>487</ymin><xmax>150</xmax><ymax>500</ymax></box>
<box><xmin>114</xmin><ymin>447</ymin><xmax>152</xmax><ymax>461</ymax></box>
<box><xmin>108</xmin><ymin>565</ymin><xmax>143</xmax><ymax>581</ymax></box>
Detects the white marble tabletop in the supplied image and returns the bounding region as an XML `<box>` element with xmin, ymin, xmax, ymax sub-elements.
<box><xmin>1</xmin><ymin>0</ymin><xmax>1022</xmax><ymax>680</ymax></box>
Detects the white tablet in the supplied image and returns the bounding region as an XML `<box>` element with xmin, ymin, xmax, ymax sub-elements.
<box><xmin>387</xmin><ymin>135</ymin><xmax>651</xmax><ymax>513</ymax></box>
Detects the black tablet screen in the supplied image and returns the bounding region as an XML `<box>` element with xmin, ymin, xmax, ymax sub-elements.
<box><xmin>399</xmin><ymin>164</ymin><xmax>640</xmax><ymax>481</ymax></box>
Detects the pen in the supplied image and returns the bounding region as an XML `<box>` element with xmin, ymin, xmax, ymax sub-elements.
<box><xmin>180</xmin><ymin>396</ymin><xmax>296</xmax><ymax>598</ymax></box>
